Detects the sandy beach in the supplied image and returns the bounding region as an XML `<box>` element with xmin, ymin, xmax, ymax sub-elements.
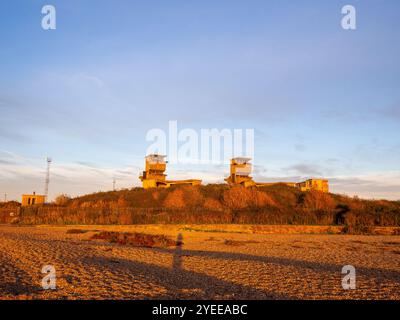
<box><xmin>0</xmin><ymin>225</ymin><xmax>399</xmax><ymax>300</ymax></box>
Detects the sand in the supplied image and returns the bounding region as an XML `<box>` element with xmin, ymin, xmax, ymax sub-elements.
<box><xmin>0</xmin><ymin>224</ymin><xmax>399</xmax><ymax>300</ymax></box>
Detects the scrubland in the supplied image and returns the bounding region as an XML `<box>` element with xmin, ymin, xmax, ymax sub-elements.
<box><xmin>1</xmin><ymin>185</ymin><xmax>400</xmax><ymax>234</ymax></box>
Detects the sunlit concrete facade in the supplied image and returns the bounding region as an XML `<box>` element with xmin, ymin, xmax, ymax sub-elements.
<box><xmin>225</xmin><ymin>157</ymin><xmax>256</xmax><ymax>187</ymax></box>
<box><xmin>225</xmin><ymin>158</ymin><xmax>329</xmax><ymax>192</ymax></box>
<box><xmin>21</xmin><ymin>192</ymin><xmax>46</xmax><ymax>206</ymax></box>
<box><xmin>296</xmin><ymin>179</ymin><xmax>329</xmax><ymax>193</ymax></box>
<box><xmin>139</xmin><ymin>154</ymin><xmax>202</xmax><ymax>189</ymax></box>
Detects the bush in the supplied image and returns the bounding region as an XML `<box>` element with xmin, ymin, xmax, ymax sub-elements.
<box><xmin>54</xmin><ymin>194</ymin><xmax>72</xmax><ymax>206</ymax></box>
<box><xmin>203</xmin><ymin>198</ymin><xmax>224</xmax><ymax>211</ymax></box>
<box><xmin>163</xmin><ymin>189</ymin><xmax>185</xmax><ymax>209</ymax></box>
<box><xmin>223</xmin><ymin>186</ymin><xmax>252</xmax><ymax>210</ymax></box>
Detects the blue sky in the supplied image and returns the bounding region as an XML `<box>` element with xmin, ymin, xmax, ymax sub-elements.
<box><xmin>1</xmin><ymin>0</ymin><xmax>400</xmax><ymax>200</ymax></box>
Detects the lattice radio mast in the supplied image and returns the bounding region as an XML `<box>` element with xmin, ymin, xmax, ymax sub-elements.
<box><xmin>44</xmin><ymin>157</ymin><xmax>52</xmax><ymax>202</ymax></box>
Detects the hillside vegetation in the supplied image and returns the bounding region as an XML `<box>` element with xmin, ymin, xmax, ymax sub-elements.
<box><xmin>1</xmin><ymin>184</ymin><xmax>400</xmax><ymax>233</ymax></box>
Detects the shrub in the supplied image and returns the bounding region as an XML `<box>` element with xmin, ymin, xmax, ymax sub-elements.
<box><xmin>223</xmin><ymin>186</ymin><xmax>252</xmax><ymax>210</ymax></box>
<box><xmin>182</xmin><ymin>186</ymin><xmax>204</xmax><ymax>208</ymax></box>
<box><xmin>54</xmin><ymin>194</ymin><xmax>72</xmax><ymax>206</ymax></box>
<box><xmin>250</xmin><ymin>189</ymin><xmax>276</xmax><ymax>208</ymax></box>
<box><xmin>303</xmin><ymin>191</ymin><xmax>336</xmax><ymax>211</ymax></box>
<box><xmin>203</xmin><ymin>198</ymin><xmax>224</xmax><ymax>211</ymax></box>
<box><xmin>163</xmin><ymin>189</ymin><xmax>185</xmax><ymax>209</ymax></box>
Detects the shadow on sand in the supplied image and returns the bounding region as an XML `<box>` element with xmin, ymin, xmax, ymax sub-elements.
<box><xmin>83</xmin><ymin>233</ymin><xmax>295</xmax><ymax>299</ymax></box>
<box><xmin>152</xmin><ymin>241</ymin><xmax>400</xmax><ymax>285</ymax></box>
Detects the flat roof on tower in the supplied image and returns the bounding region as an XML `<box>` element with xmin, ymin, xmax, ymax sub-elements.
<box><xmin>232</xmin><ymin>157</ymin><xmax>252</xmax><ymax>163</ymax></box>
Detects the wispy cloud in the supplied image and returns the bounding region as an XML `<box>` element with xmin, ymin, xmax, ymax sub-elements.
<box><xmin>0</xmin><ymin>159</ymin><xmax>15</xmax><ymax>165</ymax></box>
<box><xmin>66</xmin><ymin>73</ymin><xmax>105</xmax><ymax>88</ymax></box>
<box><xmin>379</xmin><ymin>103</ymin><xmax>400</xmax><ymax>121</ymax></box>
<box><xmin>284</xmin><ymin>164</ymin><xmax>323</xmax><ymax>177</ymax></box>
<box><xmin>0</xmin><ymin>151</ymin><xmax>140</xmax><ymax>201</ymax></box>
<box><xmin>330</xmin><ymin>172</ymin><xmax>400</xmax><ymax>200</ymax></box>
<box><xmin>1</xmin><ymin>151</ymin><xmax>400</xmax><ymax>201</ymax></box>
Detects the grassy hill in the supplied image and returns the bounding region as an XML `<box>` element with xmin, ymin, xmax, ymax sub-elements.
<box><xmin>4</xmin><ymin>184</ymin><xmax>400</xmax><ymax>232</ymax></box>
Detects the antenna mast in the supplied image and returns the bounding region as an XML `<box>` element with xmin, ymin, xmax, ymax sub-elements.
<box><xmin>44</xmin><ymin>157</ymin><xmax>52</xmax><ymax>202</ymax></box>
<box><xmin>113</xmin><ymin>178</ymin><xmax>116</xmax><ymax>191</ymax></box>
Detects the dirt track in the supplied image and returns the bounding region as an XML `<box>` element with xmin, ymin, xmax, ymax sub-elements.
<box><xmin>0</xmin><ymin>225</ymin><xmax>399</xmax><ymax>300</ymax></box>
